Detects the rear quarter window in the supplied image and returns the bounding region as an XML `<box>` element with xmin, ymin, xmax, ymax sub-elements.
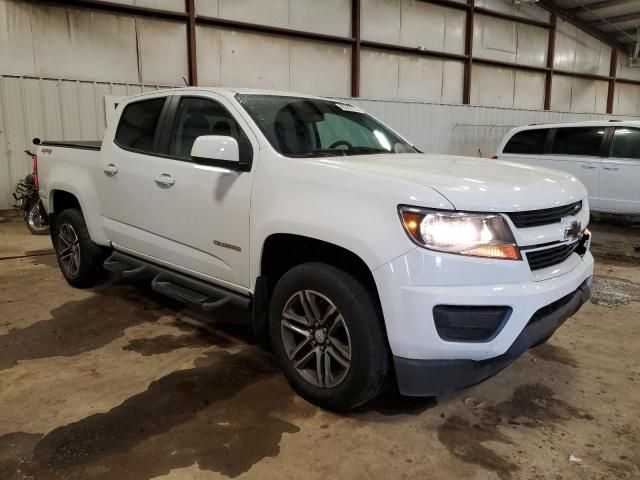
<box><xmin>115</xmin><ymin>97</ymin><xmax>166</xmax><ymax>153</ymax></box>
<box><xmin>503</xmin><ymin>129</ymin><xmax>548</xmax><ymax>154</ymax></box>
<box><xmin>610</xmin><ymin>127</ymin><xmax>640</xmax><ymax>159</ymax></box>
<box><xmin>550</xmin><ymin>127</ymin><xmax>606</xmax><ymax>156</ymax></box>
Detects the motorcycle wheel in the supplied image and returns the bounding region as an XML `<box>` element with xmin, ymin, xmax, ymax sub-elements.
<box><xmin>26</xmin><ymin>202</ymin><xmax>50</xmax><ymax>235</ymax></box>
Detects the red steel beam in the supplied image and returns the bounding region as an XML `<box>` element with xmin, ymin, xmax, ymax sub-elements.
<box><xmin>607</xmin><ymin>49</ymin><xmax>618</xmax><ymax>114</ymax></box>
<box><xmin>463</xmin><ymin>0</ymin><xmax>475</xmax><ymax>105</ymax></box>
<box><xmin>185</xmin><ymin>0</ymin><xmax>197</xmax><ymax>86</ymax></box>
<box><xmin>544</xmin><ymin>14</ymin><xmax>557</xmax><ymax>110</ymax></box>
<box><xmin>351</xmin><ymin>0</ymin><xmax>361</xmax><ymax>97</ymax></box>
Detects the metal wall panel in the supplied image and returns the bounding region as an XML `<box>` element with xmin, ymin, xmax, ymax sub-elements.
<box><xmin>550</xmin><ymin>74</ymin><xmax>608</xmax><ymax>114</ymax></box>
<box><xmin>0</xmin><ymin>75</ymin><xmax>167</xmax><ymax>209</ymax></box>
<box><xmin>196</xmin><ymin>27</ymin><xmax>351</xmax><ymax>97</ymax></box>
<box><xmin>346</xmin><ymin>97</ymin><xmax>636</xmax><ymax>159</ymax></box>
<box><xmin>473</xmin><ymin>14</ymin><xmax>547</xmax><ymax>68</ymax></box>
<box><xmin>361</xmin><ymin>49</ymin><xmax>464</xmax><ymax>103</ymax></box>
<box><xmin>362</xmin><ymin>0</ymin><xmax>465</xmax><ymax>55</ymax></box>
<box><xmin>613</xmin><ymin>83</ymin><xmax>640</xmax><ymax>116</ymax></box>
<box><xmin>474</xmin><ymin>0</ymin><xmax>550</xmax><ymax>22</ymax></box>
<box><xmin>107</xmin><ymin>0</ymin><xmax>185</xmax><ymax>12</ymax></box>
<box><xmin>136</xmin><ymin>18</ymin><xmax>188</xmax><ymax>85</ymax></box>
<box><xmin>617</xmin><ymin>55</ymin><xmax>640</xmax><ymax>82</ymax></box>
<box><xmin>554</xmin><ymin>19</ymin><xmax>610</xmax><ymax>76</ymax></box>
<box><xmin>470</xmin><ymin>65</ymin><xmax>545</xmax><ymax>109</ymax></box>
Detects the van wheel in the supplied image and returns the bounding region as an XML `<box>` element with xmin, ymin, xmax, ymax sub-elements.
<box><xmin>54</xmin><ymin>209</ymin><xmax>107</xmax><ymax>288</ymax></box>
<box><xmin>269</xmin><ymin>262</ymin><xmax>389</xmax><ymax>410</ymax></box>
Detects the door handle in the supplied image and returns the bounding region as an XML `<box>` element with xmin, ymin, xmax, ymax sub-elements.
<box><xmin>154</xmin><ymin>174</ymin><xmax>175</xmax><ymax>186</ymax></box>
<box><xmin>602</xmin><ymin>166</ymin><xmax>619</xmax><ymax>171</ymax></box>
<box><xmin>581</xmin><ymin>164</ymin><xmax>597</xmax><ymax>169</ymax></box>
<box><xmin>103</xmin><ymin>164</ymin><xmax>118</xmax><ymax>175</ymax></box>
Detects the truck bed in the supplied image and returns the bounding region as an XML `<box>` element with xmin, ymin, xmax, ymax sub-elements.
<box><xmin>40</xmin><ymin>140</ymin><xmax>102</xmax><ymax>151</ymax></box>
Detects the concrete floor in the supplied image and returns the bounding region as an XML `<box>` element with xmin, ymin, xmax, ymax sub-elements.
<box><xmin>0</xmin><ymin>212</ymin><xmax>639</xmax><ymax>480</ymax></box>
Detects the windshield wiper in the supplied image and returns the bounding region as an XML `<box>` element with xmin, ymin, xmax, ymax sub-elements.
<box><xmin>343</xmin><ymin>147</ymin><xmax>390</xmax><ymax>156</ymax></box>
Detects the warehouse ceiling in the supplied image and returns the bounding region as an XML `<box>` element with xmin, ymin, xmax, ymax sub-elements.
<box><xmin>549</xmin><ymin>0</ymin><xmax>640</xmax><ymax>51</ymax></box>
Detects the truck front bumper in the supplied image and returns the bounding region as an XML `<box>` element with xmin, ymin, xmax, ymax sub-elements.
<box><xmin>393</xmin><ymin>279</ymin><xmax>591</xmax><ymax>396</ymax></box>
<box><xmin>373</xmin><ymin>246</ymin><xmax>594</xmax><ymax>396</ymax></box>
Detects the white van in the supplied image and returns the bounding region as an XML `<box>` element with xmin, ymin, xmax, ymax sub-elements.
<box><xmin>495</xmin><ymin>121</ymin><xmax>640</xmax><ymax>215</ymax></box>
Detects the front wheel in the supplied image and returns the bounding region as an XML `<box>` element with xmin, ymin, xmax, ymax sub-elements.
<box><xmin>269</xmin><ymin>262</ymin><xmax>390</xmax><ymax>410</ymax></box>
<box><xmin>54</xmin><ymin>209</ymin><xmax>107</xmax><ymax>288</ymax></box>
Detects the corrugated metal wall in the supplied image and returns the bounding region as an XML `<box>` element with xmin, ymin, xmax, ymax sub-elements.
<box><xmin>347</xmin><ymin>97</ymin><xmax>637</xmax><ymax>158</ymax></box>
<box><xmin>0</xmin><ymin>75</ymin><xmax>168</xmax><ymax>208</ymax></box>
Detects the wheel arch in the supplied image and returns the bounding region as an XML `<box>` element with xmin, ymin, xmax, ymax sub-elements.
<box><xmin>253</xmin><ymin>233</ymin><xmax>384</xmax><ymax>342</ymax></box>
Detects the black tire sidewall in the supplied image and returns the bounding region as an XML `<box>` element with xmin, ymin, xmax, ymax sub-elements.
<box><xmin>269</xmin><ymin>262</ymin><xmax>389</xmax><ymax>410</ymax></box>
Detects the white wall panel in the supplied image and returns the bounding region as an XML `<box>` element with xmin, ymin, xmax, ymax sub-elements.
<box><xmin>289</xmin><ymin>41</ymin><xmax>351</xmax><ymax>97</ymax></box>
<box><xmin>0</xmin><ymin>0</ymin><xmax>35</xmax><ymax>75</ymax></box>
<box><xmin>106</xmin><ymin>0</ymin><xmax>185</xmax><ymax>12</ymax></box>
<box><xmin>550</xmin><ymin>75</ymin><xmax>608</xmax><ymax>114</ymax></box>
<box><xmin>554</xmin><ymin>19</ymin><xmax>611</xmax><ymax>76</ymax></box>
<box><xmin>474</xmin><ymin>0</ymin><xmax>550</xmax><ymax>22</ymax></box>
<box><xmin>471</xmin><ymin>65</ymin><xmax>544</xmax><ymax>109</ymax></box>
<box><xmin>196</xmin><ymin>27</ymin><xmax>350</xmax><ymax>97</ymax></box>
<box><xmin>617</xmin><ymin>55</ymin><xmax>640</xmax><ymax>82</ymax></box>
<box><xmin>136</xmin><ymin>18</ymin><xmax>188</xmax><ymax>85</ymax></box>
<box><xmin>473</xmin><ymin>14</ymin><xmax>546</xmax><ymax>67</ymax></box>
<box><xmin>513</xmin><ymin>71</ymin><xmax>545</xmax><ymax>110</ymax></box>
<box><xmin>362</xmin><ymin>0</ymin><xmax>464</xmax><ymax>54</ymax></box>
<box><xmin>361</xmin><ymin>49</ymin><xmax>464</xmax><ymax>103</ymax></box>
<box><xmin>613</xmin><ymin>83</ymin><xmax>640</xmax><ymax>116</ymax></box>
<box><xmin>219</xmin><ymin>0</ymin><xmax>289</xmax><ymax>29</ymax></box>
<box><xmin>289</xmin><ymin>0</ymin><xmax>351</xmax><ymax>38</ymax></box>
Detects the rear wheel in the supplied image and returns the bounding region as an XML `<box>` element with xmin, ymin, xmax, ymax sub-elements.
<box><xmin>269</xmin><ymin>262</ymin><xmax>389</xmax><ymax>410</ymax></box>
<box><xmin>54</xmin><ymin>209</ymin><xmax>107</xmax><ymax>288</ymax></box>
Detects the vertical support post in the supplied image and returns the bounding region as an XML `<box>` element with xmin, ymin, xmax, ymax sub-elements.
<box><xmin>463</xmin><ymin>0</ymin><xmax>474</xmax><ymax>105</ymax></box>
<box><xmin>544</xmin><ymin>13</ymin><xmax>556</xmax><ymax>110</ymax></box>
<box><xmin>351</xmin><ymin>0</ymin><xmax>361</xmax><ymax>97</ymax></box>
<box><xmin>607</xmin><ymin>49</ymin><xmax>618</xmax><ymax>115</ymax></box>
<box><xmin>186</xmin><ymin>0</ymin><xmax>197</xmax><ymax>86</ymax></box>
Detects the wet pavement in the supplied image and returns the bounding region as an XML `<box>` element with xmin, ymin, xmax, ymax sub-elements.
<box><xmin>0</xmin><ymin>213</ymin><xmax>639</xmax><ymax>479</ymax></box>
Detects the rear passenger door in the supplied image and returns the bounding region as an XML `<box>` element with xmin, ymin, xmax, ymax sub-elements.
<box><xmin>546</xmin><ymin>127</ymin><xmax>606</xmax><ymax>209</ymax></box>
<box><xmin>146</xmin><ymin>93</ymin><xmax>258</xmax><ymax>291</ymax></box>
<box><xmin>98</xmin><ymin>95</ymin><xmax>169</xmax><ymax>256</ymax></box>
<box><xmin>599</xmin><ymin>126</ymin><xmax>640</xmax><ymax>214</ymax></box>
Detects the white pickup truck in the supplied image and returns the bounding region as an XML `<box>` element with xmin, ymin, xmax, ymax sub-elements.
<box><xmin>36</xmin><ymin>88</ymin><xmax>593</xmax><ymax>410</ymax></box>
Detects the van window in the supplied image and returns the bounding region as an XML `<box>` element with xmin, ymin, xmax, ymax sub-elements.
<box><xmin>115</xmin><ymin>97</ymin><xmax>166</xmax><ymax>153</ymax></box>
<box><xmin>503</xmin><ymin>129</ymin><xmax>548</xmax><ymax>154</ymax></box>
<box><xmin>168</xmin><ymin>97</ymin><xmax>252</xmax><ymax>165</ymax></box>
<box><xmin>550</xmin><ymin>127</ymin><xmax>605</xmax><ymax>156</ymax></box>
<box><xmin>610</xmin><ymin>127</ymin><xmax>640</xmax><ymax>160</ymax></box>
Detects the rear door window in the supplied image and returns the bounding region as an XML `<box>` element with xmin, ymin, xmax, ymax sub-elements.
<box><xmin>610</xmin><ymin>127</ymin><xmax>640</xmax><ymax>160</ymax></box>
<box><xmin>115</xmin><ymin>97</ymin><xmax>166</xmax><ymax>154</ymax></box>
<box><xmin>550</xmin><ymin>127</ymin><xmax>606</xmax><ymax>156</ymax></box>
<box><xmin>503</xmin><ymin>129</ymin><xmax>548</xmax><ymax>154</ymax></box>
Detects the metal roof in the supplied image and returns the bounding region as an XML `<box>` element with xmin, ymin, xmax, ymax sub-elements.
<box><xmin>550</xmin><ymin>0</ymin><xmax>640</xmax><ymax>50</ymax></box>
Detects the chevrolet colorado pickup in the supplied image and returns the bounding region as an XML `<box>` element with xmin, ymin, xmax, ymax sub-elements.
<box><xmin>36</xmin><ymin>88</ymin><xmax>593</xmax><ymax>410</ymax></box>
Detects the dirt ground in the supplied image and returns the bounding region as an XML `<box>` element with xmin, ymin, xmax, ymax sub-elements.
<box><xmin>0</xmin><ymin>211</ymin><xmax>639</xmax><ymax>480</ymax></box>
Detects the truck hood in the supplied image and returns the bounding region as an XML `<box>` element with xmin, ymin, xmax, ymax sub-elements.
<box><xmin>329</xmin><ymin>153</ymin><xmax>586</xmax><ymax>212</ymax></box>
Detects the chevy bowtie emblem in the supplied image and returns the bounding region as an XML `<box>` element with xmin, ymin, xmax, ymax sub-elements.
<box><xmin>564</xmin><ymin>220</ymin><xmax>581</xmax><ymax>241</ymax></box>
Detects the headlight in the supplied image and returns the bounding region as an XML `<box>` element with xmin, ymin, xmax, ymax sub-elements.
<box><xmin>399</xmin><ymin>206</ymin><xmax>520</xmax><ymax>260</ymax></box>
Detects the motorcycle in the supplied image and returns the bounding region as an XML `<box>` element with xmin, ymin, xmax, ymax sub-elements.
<box><xmin>12</xmin><ymin>150</ymin><xmax>49</xmax><ymax>235</ymax></box>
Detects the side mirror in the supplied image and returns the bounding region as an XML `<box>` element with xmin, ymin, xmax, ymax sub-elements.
<box><xmin>191</xmin><ymin>135</ymin><xmax>240</xmax><ymax>168</ymax></box>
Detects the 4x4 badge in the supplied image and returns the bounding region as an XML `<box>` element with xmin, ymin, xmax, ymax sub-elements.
<box><xmin>564</xmin><ymin>220</ymin><xmax>581</xmax><ymax>241</ymax></box>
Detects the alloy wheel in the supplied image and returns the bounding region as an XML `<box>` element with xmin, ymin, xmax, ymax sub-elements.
<box><xmin>58</xmin><ymin>223</ymin><xmax>81</xmax><ymax>277</ymax></box>
<box><xmin>280</xmin><ymin>290</ymin><xmax>352</xmax><ymax>388</ymax></box>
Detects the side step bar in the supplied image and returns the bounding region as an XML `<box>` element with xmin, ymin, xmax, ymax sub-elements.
<box><xmin>104</xmin><ymin>251</ymin><xmax>251</xmax><ymax>311</ymax></box>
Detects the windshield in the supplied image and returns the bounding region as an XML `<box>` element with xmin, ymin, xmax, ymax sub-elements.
<box><xmin>236</xmin><ymin>94</ymin><xmax>418</xmax><ymax>157</ymax></box>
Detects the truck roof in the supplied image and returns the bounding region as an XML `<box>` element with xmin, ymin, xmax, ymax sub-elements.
<box><xmin>127</xmin><ymin>86</ymin><xmax>334</xmax><ymax>102</ymax></box>
<box><xmin>512</xmin><ymin>119</ymin><xmax>640</xmax><ymax>131</ymax></box>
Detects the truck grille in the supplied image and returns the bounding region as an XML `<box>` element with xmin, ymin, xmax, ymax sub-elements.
<box><xmin>525</xmin><ymin>242</ymin><xmax>579</xmax><ymax>271</ymax></box>
<box><xmin>507</xmin><ymin>201</ymin><xmax>582</xmax><ymax>228</ymax></box>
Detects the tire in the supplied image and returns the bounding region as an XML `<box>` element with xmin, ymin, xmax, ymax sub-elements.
<box><xmin>53</xmin><ymin>209</ymin><xmax>107</xmax><ymax>288</ymax></box>
<box><xmin>269</xmin><ymin>262</ymin><xmax>390</xmax><ymax>410</ymax></box>
<box><xmin>25</xmin><ymin>201</ymin><xmax>50</xmax><ymax>235</ymax></box>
